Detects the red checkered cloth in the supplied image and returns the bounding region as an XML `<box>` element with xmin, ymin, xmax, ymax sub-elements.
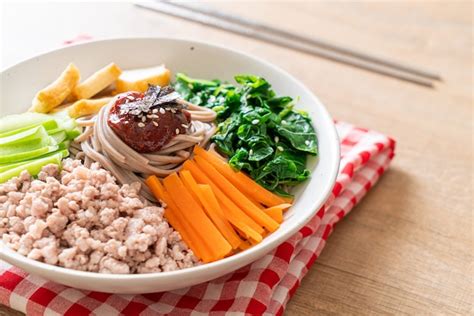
<box><xmin>0</xmin><ymin>121</ymin><xmax>395</xmax><ymax>315</ymax></box>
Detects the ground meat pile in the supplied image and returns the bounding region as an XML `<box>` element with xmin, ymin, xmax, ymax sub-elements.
<box><xmin>0</xmin><ymin>159</ymin><xmax>198</xmax><ymax>274</ymax></box>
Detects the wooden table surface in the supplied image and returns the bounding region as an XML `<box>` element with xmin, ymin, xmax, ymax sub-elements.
<box><xmin>1</xmin><ymin>2</ymin><xmax>472</xmax><ymax>315</ymax></box>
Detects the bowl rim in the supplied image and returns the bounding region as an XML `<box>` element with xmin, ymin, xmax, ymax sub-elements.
<box><xmin>0</xmin><ymin>36</ymin><xmax>340</xmax><ymax>281</ymax></box>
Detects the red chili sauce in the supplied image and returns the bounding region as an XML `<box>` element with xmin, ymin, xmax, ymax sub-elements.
<box><xmin>107</xmin><ymin>92</ymin><xmax>191</xmax><ymax>153</ymax></box>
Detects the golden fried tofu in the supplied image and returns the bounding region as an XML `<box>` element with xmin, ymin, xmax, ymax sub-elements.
<box><xmin>115</xmin><ymin>65</ymin><xmax>171</xmax><ymax>93</ymax></box>
<box><xmin>73</xmin><ymin>63</ymin><xmax>122</xmax><ymax>100</ymax></box>
<box><xmin>68</xmin><ymin>97</ymin><xmax>113</xmax><ymax>118</ymax></box>
<box><xmin>29</xmin><ymin>63</ymin><xmax>80</xmax><ymax>113</ymax></box>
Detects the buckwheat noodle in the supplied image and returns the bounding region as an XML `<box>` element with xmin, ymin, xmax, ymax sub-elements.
<box><xmin>74</xmin><ymin>98</ymin><xmax>216</xmax><ymax>201</ymax></box>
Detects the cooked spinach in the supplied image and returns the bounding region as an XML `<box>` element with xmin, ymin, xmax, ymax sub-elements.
<box><xmin>175</xmin><ymin>73</ymin><xmax>318</xmax><ymax>196</ymax></box>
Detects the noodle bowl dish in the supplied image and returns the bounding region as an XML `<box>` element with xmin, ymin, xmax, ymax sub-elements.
<box><xmin>0</xmin><ymin>38</ymin><xmax>339</xmax><ymax>293</ymax></box>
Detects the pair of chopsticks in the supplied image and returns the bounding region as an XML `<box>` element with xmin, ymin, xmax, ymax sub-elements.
<box><xmin>136</xmin><ymin>1</ymin><xmax>441</xmax><ymax>87</ymax></box>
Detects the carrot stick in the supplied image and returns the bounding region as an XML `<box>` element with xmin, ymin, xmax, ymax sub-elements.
<box><xmin>263</xmin><ymin>204</ymin><xmax>291</xmax><ymax>224</ymax></box>
<box><xmin>237</xmin><ymin>221</ymin><xmax>263</xmax><ymax>243</ymax></box>
<box><xmin>182</xmin><ymin>160</ymin><xmax>265</xmax><ymax>235</ymax></box>
<box><xmin>239</xmin><ymin>241</ymin><xmax>252</xmax><ymax>251</ymax></box>
<box><xmin>145</xmin><ymin>175</ymin><xmax>166</xmax><ymax>202</ymax></box>
<box><xmin>162</xmin><ymin>207</ymin><xmax>198</xmax><ymax>256</ymax></box>
<box><xmin>180</xmin><ymin>170</ymin><xmax>243</xmax><ymax>249</ymax></box>
<box><xmin>194</xmin><ymin>146</ymin><xmax>286</xmax><ymax>207</ymax></box>
<box><xmin>282</xmin><ymin>196</ymin><xmax>294</xmax><ymax>204</ymax></box>
<box><xmin>194</xmin><ymin>155</ymin><xmax>280</xmax><ymax>233</ymax></box>
<box><xmin>198</xmin><ymin>184</ymin><xmax>244</xmax><ymax>249</ymax></box>
<box><xmin>179</xmin><ymin>171</ymin><xmax>202</xmax><ymax>207</ymax></box>
<box><xmin>163</xmin><ymin>173</ymin><xmax>232</xmax><ymax>261</ymax></box>
<box><xmin>267</xmin><ymin>203</ymin><xmax>292</xmax><ymax>212</ymax></box>
<box><xmin>246</xmin><ymin>195</ymin><xmax>266</xmax><ymax>210</ymax></box>
<box><xmin>145</xmin><ymin>176</ymin><xmax>210</xmax><ymax>261</ymax></box>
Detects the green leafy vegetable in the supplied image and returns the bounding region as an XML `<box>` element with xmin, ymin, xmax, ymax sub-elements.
<box><xmin>175</xmin><ymin>73</ymin><xmax>318</xmax><ymax>196</ymax></box>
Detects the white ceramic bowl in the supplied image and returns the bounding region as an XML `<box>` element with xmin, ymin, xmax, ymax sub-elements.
<box><xmin>0</xmin><ymin>38</ymin><xmax>339</xmax><ymax>294</ymax></box>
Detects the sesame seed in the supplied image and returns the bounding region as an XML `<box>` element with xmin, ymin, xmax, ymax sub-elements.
<box><xmin>151</xmin><ymin>114</ymin><xmax>159</xmax><ymax>118</ymax></box>
<box><xmin>159</xmin><ymin>108</ymin><xmax>166</xmax><ymax>114</ymax></box>
<box><xmin>152</xmin><ymin>121</ymin><xmax>158</xmax><ymax>127</ymax></box>
<box><xmin>274</xmin><ymin>136</ymin><xmax>279</xmax><ymax>143</ymax></box>
<box><xmin>281</xmin><ymin>120</ymin><xmax>287</xmax><ymax>124</ymax></box>
<box><xmin>141</xmin><ymin>116</ymin><xmax>146</xmax><ymax>122</ymax></box>
<box><xmin>176</xmin><ymin>128</ymin><xmax>180</xmax><ymax>134</ymax></box>
<box><xmin>277</xmin><ymin>146</ymin><xmax>284</xmax><ymax>151</ymax></box>
<box><xmin>138</xmin><ymin>122</ymin><xmax>145</xmax><ymax>128</ymax></box>
<box><xmin>181</xmin><ymin>124</ymin><xmax>188</xmax><ymax>128</ymax></box>
<box><xmin>252</xmin><ymin>119</ymin><xmax>259</xmax><ymax>125</ymax></box>
<box><xmin>152</xmin><ymin>108</ymin><xmax>158</xmax><ymax>114</ymax></box>
<box><xmin>171</xmin><ymin>109</ymin><xmax>177</xmax><ymax>113</ymax></box>
<box><xmin>147</xmin><ymin>114</ymin><xmax>152</xmax><ymax>118</ymax></box>
<box><xmin>249</xmin><ymin>149</ymin><xmax>253</xmax><ymax>155</ymax></box>
<box><xmin>305</xmin><ymin>140</ymin><xmax>310</xmax><ymax>146</ymax></box>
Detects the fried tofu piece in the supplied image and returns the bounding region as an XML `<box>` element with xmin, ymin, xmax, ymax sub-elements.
<box><xmin>67</xmin><ymin>97</ymin><xmax>113</xmax><ymax>118</ymax></box>
<box><xmin>29</xmin><ymin>63</ymin><xmax>80</xmax><ymax>113</ymax></box>
<box><xmin>73</xmin><ymin>63</ymin><xmax>122</xmax><ymax>100</ymax></box>
<box><xmin>115</xmin><ymin>65</ymin><xmax>171</xmax><ymax>93</ymax></box>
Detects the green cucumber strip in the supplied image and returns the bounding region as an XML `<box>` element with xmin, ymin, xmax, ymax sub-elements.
<box><xmin>57</xmin><ymin>141</ymin><xmax>70</xmax><ymax>151</ymax></box>
<box><xmin>0</xmin><ymin>152</ymin><xmax>62</xmax><ymax>183</ymax></box>
<box><xmin>0</xmin><ymin>148</ymin><xmax>69</xmax><ymax>173</ymax></box>
<box><xmin>66</xmin><ymin>128</ymin><xmax>81</xmax><ymax>140</ymax></box>
<box><xmin>0</xmin><ymin>145</ymin><xmax>58</xmax><ymax>164</ymax></box>
<box><xmin>0</xmin><ymin>119</ymin><xmax>58</xmax><ymax>138</ymax></box>
<box><xmin>0</xmin><ymin>113</ymin><xmax>55</xmax><ymax>134</ymax></box>
<box><xmin>50</xmin><ymin>130</ymin><xmax>67</xmax><ymax>144</ymax></box>
<box><xmin>0</xmin><ymin>135</ymin><xmax>52</xmax><ymax>156</ymax></box>
<box><xmin>46</xmin><ymin>127</ymin><xmax>65</xmax><ymax>135</ymax></box>
<box><xmin>0</xmin><ymin>126</ymin><xmax>48</xmax><ymax>146</ymax></box>
<box><xmin>0</xmin><ymin>161</ymin><xmax>29</xmax><ymax>173</ymax></box>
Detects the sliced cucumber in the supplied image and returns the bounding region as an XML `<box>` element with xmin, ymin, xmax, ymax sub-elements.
<box><xmin>49</xmin><ymin>130</ymin><xmax>67</xmax><ymax>144</ymax></box>
<box><xmin>0</xmin><ymin>126</ymin><xmax>48</xmax><ymax>146</ymax></box>
<box><xmin>0</xmin><ymin>152</ymin><xmax>63</xmax><ymax>183</ymax></box>
<box><xmin>58</xmin><ymin>140</ymin><xmax>71</xmax><ymax>151</ymax></box>
<box><xmin>0</xmin><ymin>148</ymin><xmax>69</xmax><ymax>173</ymax></box>
<box><xmin>0</xmin><ymin>113</ymin><xmax>55</xmax><ymax>134</ymax></box>
<box><xmin>66</xmin><ymin>128</ymin><xmax>81</xmax><ymax>140</ymax></box>
<box><xmin>0</xmin><ymin>144</ymin><xmax>58</xmax><ymax>164</ymax></box>
<box><xmin>0</xmin><ymin>160</ymin><xmax>30</xmax><ymax>173</ymax></box>
<box><xmin>0</xmin><ymin>134</ymin><xmax>52</xmax><ymax>156</ymax></box>
<box><xmin>0</xmin><ymin>119</ymin><xmax>58</xmax><ymax>138</ymax></box>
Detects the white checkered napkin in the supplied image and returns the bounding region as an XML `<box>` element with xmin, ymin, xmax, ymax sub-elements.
<box><xmin>0</xmin><ymin>121</ymin><xmax>396</xmax><ymax>315</ymax></box>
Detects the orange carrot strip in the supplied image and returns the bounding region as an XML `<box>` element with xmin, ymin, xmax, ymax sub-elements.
<box><xmin>246</xmin><ymin>194</ymin><xmax>266</xmax><ymax>210</ymax></box>
<box><xmin>238</xmin><ymin>221</ymin><xmax>263</xmax><ymax>243</ymax></box>
<box><xmin>179</xmin><ymin>171</ymin><xmax>202</xmax><ymax>207</ymax></box>
<box><xmin>182</xmin><ymin>160</ymin><xmax>265</xmax><ymax>235</ymax></box>
<box><xmin>282</xmin><ymin>196</ymin><xmax>294</xmax><ymax>204</ymax></box>
<box><xmin>180</xmin><ymin>170</ymin><xmax>243</xmax><ymax>249</ymax></box>
<box><xmin>197</xmin><ymin>184</ymin><xmax>244</xmax><ymax>249</ymax></box>
<box><xmin>145</xmin><ymin>175</ymin><xmax>166</xmax><ymax>201</ymax></box>
<box><xmin>163</xmin><ymin>191</ymin><xmax>213</xmax><ymax>263</ymax></box>
<box><xmin>194</xmin><ymin>146</ymin><xmax>286</xmax><ymax>207</ymax></box>
<box><xmin>264</xmin><ymin>203</ymin><xmax>292</xmax><ymax>223</ymax></box>
<box><xmin>263</xmin><ymin>206</ymin><xmax>285</xmax><ymax>224</ymax></box>
<box><xmin>163</xmin><ymin>173</ymin><xmax>232</xmax><ymax>261</ymax></box>
<box><xmin>239</xmin><ymin>241</ymin><xmax>252</xmax><ymax>251</ymax></box>
<box><xmin>194</xmin><ymin>155</ymin><xmax>280</xmax><ymax>232</ymax></box>
<box><xmin>162</xmin><ymin>207</ymin><xmax>197</xmax><ymax>256</ymax></box>
<box><xmin>145</xmin><ymin>176</ymin><xmax>210</xmax><ymax>261</ymax></box>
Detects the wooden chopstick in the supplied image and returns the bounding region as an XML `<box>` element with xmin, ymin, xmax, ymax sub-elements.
<box><xmin>136</xmin><ymin>2</ymin><xmax>435</xmax><ymax>87</ymax></box>
<box><xmin>162</xmin><ymin>1</ymin><xmax>441</xmax><ymax>82</ymax></box>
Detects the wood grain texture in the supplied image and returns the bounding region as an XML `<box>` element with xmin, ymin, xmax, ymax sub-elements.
<box><xmin>1</xmin><ymin>1</ymin><xmax>472</xmax><ymax>315</ymax></box>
